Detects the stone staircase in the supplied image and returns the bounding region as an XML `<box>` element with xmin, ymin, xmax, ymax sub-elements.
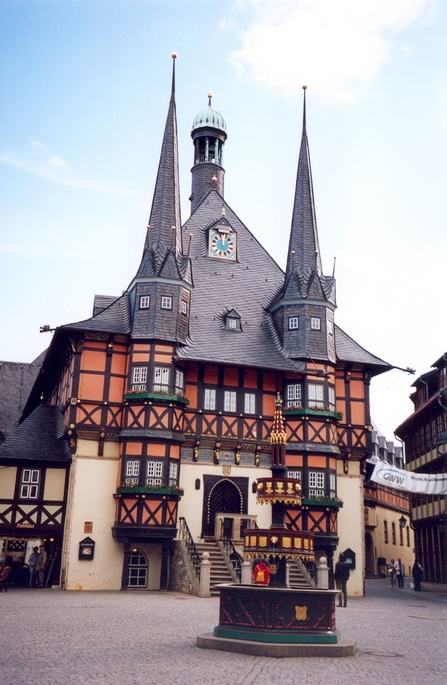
<box><xmin>195</xmin><ymin>540</ymin><xmax>235</xmax><ymax>596</ymax></box>
<box><xmin>288</xmin><ymin>560</ymin><xmax>316</xmax><ymax>588</ymax></box>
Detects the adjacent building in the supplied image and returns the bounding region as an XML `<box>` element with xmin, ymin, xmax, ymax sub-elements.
<box><xmin>0</xmin><ymin>59</ymin><xmax>394</xmax><ymax>595</ymax></box>
<box><xmin>395</xmin><ymin>353</ymin><xmax>447</xmax><ymax>583</ymax></box>
<box><xmin>364</xmin><ymin>429</ymin><xmax>414</xmax><ymax>578</ymax></box>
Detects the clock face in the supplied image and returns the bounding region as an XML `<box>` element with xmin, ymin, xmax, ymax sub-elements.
<box><xmin>209</xmin><ymin>230</ymin><xmax>236</xmax><ymax>260</ymax></box>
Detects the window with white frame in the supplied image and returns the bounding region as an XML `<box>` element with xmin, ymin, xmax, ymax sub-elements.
<box><xmin>308</xmin><ymin>471</ymin><xmax>325</xmax><ymax>497</ymax></box>
<box><xmin>153</xmin><ymin>366</ymin><xmax>170</xmax><ymax>392</ymax></box>
<box><xmin>20</xmin><ymin>469</ymin><xmax>40</xmax><ymax>499</ymax></box>
<box><xmin>224</xmin><ymin>390</ymin><xmax>237</xmax><ymax>412</ymax></box>
<box><xmin>329</xmin><ymin>472</ymin><xmax>336</xmax><ymax>498</ymax></box>
<box><xmin>175</xmin><ymin>369</ymin><xmax>184</xmax><ymax>394</ymax></box>
<box><xmin>228</xmin><ymin>318</ymin><xmax>237</xmax><ymax>329</ymax></box>
<box><xmin>125</xmin><ymin>460</ymin><xmax>140</xmax><ymax>485</ymax></box>
<box><xmin>287</xmin><ymin>470</ymin><xmax>302</xmax><ymax>482</ymax></box>
<box><xmin>169</xmin><ymin>462</ymin><xmax>178</xmax><ymax>486</ymax></box>
<box><xmin>328</xmin><ymin>386</ymin><xmax>335</xmax><ymax>410</ymax></box>
<box><xmin>244</xmin><ymin>392</ymin><xmax>256</xmax><ymax>414</ymax></box>
<box><xmin>310</xmin><ymin>317</ymin><xmax>321</xmax><ymax>330</ymax></box>
<box><xmin>289</xmin><ymin>317</ymin><xmax>299</xmax><ymax>330</ymax></box>
<box><xmin>286</xmin><ymin>383</ymin><xmax>302</xmax><ymax>408</ymax></box>
<box><xmin>308</xmin><ymin>383</ymin><xmax>324</xmax><ymax>408</ymax></box>
<box><xmin>204</xmin><ymin>388</ymin><xmax>216</xmax><ymax>410</ymax></box>
<box><xmin>161</xmin><ymin>296</ymin><xmax>172</xmax><ymax>310</ymax></box>
<box><xmin>139</xmin><ymin>295</ymin><xmax>150</xmax><ymax>309</ymax></box>
<box><xmin>146</xmin><ymin>461</ymin><xmax>163</xmax><ymax>486</ymax></box>
<box><xmin>180</xmin><ymin>300</ymin><xmax>188</xmax><ymax>315</ymax></box>
<box><xmin>132</xmin><ymin>366</ymin><xmax>148</xmax><ymax>391</ymax></box>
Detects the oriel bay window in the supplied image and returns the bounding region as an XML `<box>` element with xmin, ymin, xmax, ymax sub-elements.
<box><xmin>175</xmin><ymin>369</ymin><xmax>184</xmax><ymax>395</ymax></box>
<box><xmin>132</xmin><ymin>366</ymin><xmax>148</xmax><ymax>391</ymax></box>
<box><xmin>308</xmin><ymin>471</ymin><xmax>325</xmax><ymax>497</ymax></box>
<box><xmin>153</xmin><ymin>366</ymin><xmax>170</xmax><ymax>392</ymax></box>
<box><xmin>308</xmin><ymin>383</ymin><xmax>324</xmax><ymax>408</ymax></box>
<box><xmin>146</xmin><ymin>461</ymin><xmax>163</xmax><ymax>486</ymax></box>
<box><xmin>124</xmin><ymin>460</ymin><xmax>140</xmax><ymax>485</ymax></box>
<box><xmin>286</xmin><ymin>383</ymin><xmax>302</xmax><ymax>408</ymax></box>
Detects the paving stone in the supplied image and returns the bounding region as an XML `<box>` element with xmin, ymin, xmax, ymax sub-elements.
<box><xmin>0</xmin><ymin>581</ymin><xmax>446</xmax><ymax>685</ymax></box>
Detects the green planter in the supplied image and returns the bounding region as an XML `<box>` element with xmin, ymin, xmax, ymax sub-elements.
<box><xmin>116</xmin><ymin>485</ymin><xmax>184</xmax><ymax>496</ymax></box>
<box><xmin>302</xmin><ymin>498</ymin><xmax>343</xmax><ymax>508</ymax></box>
<box><xmin>124</xmin><ymin>392</ymin><xmax>189</xmax><ymax>405</ymax></box>
<box><xmin>283</xmin><ymin>408</ymin><xmax>342</xmax><ymax>420</ymax></box>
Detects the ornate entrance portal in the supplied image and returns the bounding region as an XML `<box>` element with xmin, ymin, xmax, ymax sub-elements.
<box><xmin>201</xmin><ymin>476</ymin><xmax>248</xmax><ymax>538</ymax></box>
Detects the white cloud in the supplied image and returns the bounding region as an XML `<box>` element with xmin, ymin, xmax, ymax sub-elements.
<box><xmin>229</xmin><ymin>0</ymin><xmax>439</xmax><ymax>103</ymax></box>
<box><xmin>0</xmin><ymin>140</ymin><xmax>139</xmax><ymax>198</ymax></box>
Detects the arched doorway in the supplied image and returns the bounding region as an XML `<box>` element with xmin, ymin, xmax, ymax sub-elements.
<box><xmin>127</xmin><ymin>547</ymin><xmax>148</xmax><ymax>588</ymax></box>
<box><xmin>202</xmin><ymin>477</ymin><xmax>246</xmax><ymax>538</ymax></box>
<box><xmin>365</xmin><ymin>532</ymin><xmax>375</xmax><ymax>577</ymax></box>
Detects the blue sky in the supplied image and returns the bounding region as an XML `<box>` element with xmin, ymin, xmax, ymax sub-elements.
<box><xmin>1</xmin><ymin>0</ymin><xmax>446</xmax><ymax>440</ymax></box>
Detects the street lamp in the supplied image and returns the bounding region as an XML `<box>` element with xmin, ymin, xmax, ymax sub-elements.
<box><xmin>399</xmin><ymin>515</ymin><xmax>407</xmax><ymax>529</ymax></box>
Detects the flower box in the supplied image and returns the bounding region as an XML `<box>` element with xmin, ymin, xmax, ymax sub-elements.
<box><xmin>116</xmin><ymin>485</ymin><xmax>184</xmax><ymax>496</ymax></box>
<box><xmin>124</xmin><ymin>391</ymin><xmax>189</xmax><ymax>405</ymax></box>
<box><xmin>302</xmin><ymin>497</ymin><xmax>343</xmax><ymax>508</ymax></box>
<box><xmin>283</xmin><ymin>408</ymin><xmax>343</xmax><ymax>420</ymax></box>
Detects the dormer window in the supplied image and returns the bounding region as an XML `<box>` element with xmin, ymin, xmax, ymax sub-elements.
<box><xmin>289</xmin><ymin>317</ymin><xmax>299</xmax><ymax>330</ymax></box>
<box><xmin>311</xmin><ymin>317</ymin><xmax>321</xmax><ymax>330</ymax></box>
<box><xmin>225</xmin><ymin>309</ymin><xmax>241</xmax><ymax>331</ymax></box>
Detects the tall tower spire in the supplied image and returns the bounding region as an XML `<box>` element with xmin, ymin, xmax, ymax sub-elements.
<box><xmin>129</xmin><ymin>55</ymin><xmax>192</xmax><ymax>344</ymax></box>
<box><xmin>269</xmin><ymin>88</ymin><xmax>336</xmax><ymax>362</ymax></box>
<box><xmin>286</xmin><ymin>86</ymin><xmax>322</xmax><ymax>277</ymax></box>
<box><xmin>139</xmin><ymin>53</ymin><xmax>182</xmax><ymax>273</ymax></box>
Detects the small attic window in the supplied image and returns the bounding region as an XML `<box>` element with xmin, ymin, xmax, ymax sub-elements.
<box><xmin>140</xmin><ymin>296</ymin><xmax>150</xmax><ymax>309</ymax></box>
<box><xmin>225</xmin><ymin>311</ymin><xmax>241</xmax><ymax>331</ymax></box>
<box><xmin>311</xmin><ymin>317</ymin><xmax>321</xmax><ymax>330</ymax></box>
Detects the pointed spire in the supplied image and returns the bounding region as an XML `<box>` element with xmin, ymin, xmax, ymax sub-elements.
<box><xmin>286</xmin><ymin>86</ymin><xmax>322</xmax><ymax>277</ymax></box>
<box><xmin>141</xmin><ymin>53</ymin><xmax>182</xmax><ymax>266</ymax></box>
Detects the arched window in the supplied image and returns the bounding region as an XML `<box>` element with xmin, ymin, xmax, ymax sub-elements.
<box><xmin>128</xmin><ymin>548</ymin><xmax>148</xmax><ymax>588</ymax></box>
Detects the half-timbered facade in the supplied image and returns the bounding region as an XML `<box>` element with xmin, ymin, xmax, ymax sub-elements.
<box><xmin>0</xmin><ymin>58</ymin><xmax>392</xmax><ymax>594</ymax></box>
<box><xmin>395</xmin><ymin>353</ymin><xmax>447</xmax><ymax>583</ymax></box>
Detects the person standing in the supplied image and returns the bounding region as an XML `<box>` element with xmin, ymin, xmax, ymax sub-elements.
<box><xmin>396</xmin><ymin>558</ymin><xmax>405</xmax><ymax>588</ymax></box>
<box><xmin>389</xmin><ymin>559</ymin><xmax>397</xmax><ymax>587</ymax></box>
<box><xmin>334</xmin><ymin>552</ymin><xmax>350</xmax><ymax>607</ymax></box>
<box><xmin>28</xmin><ymin>546</ymin><xmax>39</xmax><ymax>588</ymax></box>
<box><xmin>35</xmin><ymin>545</ymin><xmax>48</xmax><ymax>588</ymax></box>
<box><xmin>412</xmin><ymin>561</ymin><xmax>424</xmax><ymax>591</ymax></box>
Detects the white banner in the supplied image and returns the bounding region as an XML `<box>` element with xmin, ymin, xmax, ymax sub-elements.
<box><xmin>368</xmin><ymin>458</ymin><xmax>447</xmax><ymax>495</ymax></box>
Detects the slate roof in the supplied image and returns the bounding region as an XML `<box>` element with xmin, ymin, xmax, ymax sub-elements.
<box><xmin>0</xmin><ymin>359</ymin><xmax>43</xmax><ymax>436</ymax></box>
<box><xmin>64</xmin><ymin>292</ymin><xmax>131</xmax><ymax>334</ymax></box>
<box><xmin>176</xmin><ymin>190</ymin><xmax>390</xmax><ymax>375</ymax></box>
<box><xmin>0</xmin><ymin>404</ymin><xmax>71</xmax><ymax>462</ymax></box>
<box><xmin>334</xmin><ymin>326</ymin><xmax>390</xmax><ymax>373</ymax></box>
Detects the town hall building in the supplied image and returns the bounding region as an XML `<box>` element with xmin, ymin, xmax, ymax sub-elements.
<box><xmin>0</xmin><ymin>57</ymin><xmax>394</xmax><ymax>596</ymax></box>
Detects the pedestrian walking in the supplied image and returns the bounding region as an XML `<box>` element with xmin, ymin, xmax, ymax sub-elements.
<box><xmin>334</xmin><ymin>552</ymin><xmax>350</xmax><ymax>607</ymax></box>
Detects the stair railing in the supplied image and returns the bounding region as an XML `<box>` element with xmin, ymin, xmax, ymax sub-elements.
<box><xmin>296</xmin><ymin>558</ymin><xmax>317</xmax><ymax>586</ymax></box>
<box><xmin>219</xmin><ymin>532</ymin><xmax>243</xmax><ymax>581</ymax></box>
<box><xmin>178</xmin><ymin>517</ymin><xmax>201</xmax><ymax>580</ymax></box>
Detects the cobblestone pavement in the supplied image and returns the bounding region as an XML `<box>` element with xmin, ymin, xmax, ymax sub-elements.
<box><xmin>1</xmin><ymin>580</ymin><xmax>446</xmax><ymax>685</ymax></box>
